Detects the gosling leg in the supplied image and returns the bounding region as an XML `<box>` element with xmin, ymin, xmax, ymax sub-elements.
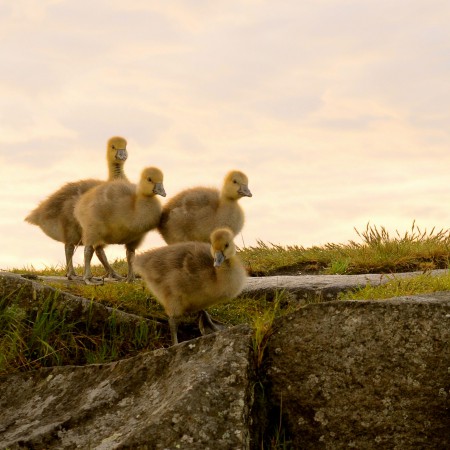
<box><xmin>169</xmin><ymin>317</ymin><xmax>179</xmax><ymax>345</ymax></box>
<box><xmin>125</xmin><ymin>245</ymin><xmax>136</xmax><ymax>283</ymax></box>
<box><xmin>65</xmin><ymin>243</ymin><xmax>81</xmax><ymax>280</ymax></box>
<box><xmin>95</xmin><ymin>247</ymin><xmax>124</xmax><ymax>281</ymax></box>
<box><xmin>83</xmin><ymin>245</ymin><xmax>103</xmax><ymax>285</ymax></box>
<box><xmin>198</xmin><ymin>310</ymin><xmax>224</xmax><ymax>335</ymax></box>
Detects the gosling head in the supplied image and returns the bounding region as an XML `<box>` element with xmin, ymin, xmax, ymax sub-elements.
<box><xmin>222</xmin><ymin>170</ymin><xmax>252</xmax><ymax>200</ymax></box>
<box><xmin>210</xmin><ymin>227</ymin><xmax>236</xmax><ymax>267</ymax></box>
<box><xmin>138</xmin><ymin>167</ymin><xmax>166</xmax><ymax>197</ymax></box>
<box><xmin>107</xmin><ymin>136</ymin><xmax>128</xmax><ymax>163</ymax></box>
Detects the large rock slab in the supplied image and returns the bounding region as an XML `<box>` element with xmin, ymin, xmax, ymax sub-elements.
<box><xmin>244</xmin><ymin>269</ymin><xmax>448</xmax><ymax>302</ymax></box>
<box><xmin>18</xmin><ymin>269</ymin><xmax>450</xmax><ymax>303</ymax></box>
<box><xmin>0</xmin><ymin>325</ymin><xmax>254</xmax><ymax>450</ymax></box>
<box><xmin>266</xmin><ymin>292</ymin><xmax>450</xmax><ymax>449</ymax></box>
<box><xmin>2</xmin><ymin>271</ymin><xmax>450</xmax><ymax>448</ymax></box>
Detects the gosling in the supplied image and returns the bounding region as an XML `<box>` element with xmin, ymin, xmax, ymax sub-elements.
<box><xmin>134</xmin><ymin>227</ymin><xmax>247</xmax><ymax>345</ymax></box>
<box><xmin>74</xmin><ymin>167</ymin><xmax>166</xmax><ymax>285</ymax></box>
<box><xmin>158</xmin><ymin>170</ymin><xmax>252</xmax><ymax>244</ymax></box>
<box><xmin>25</xmin><ymin>136</ymin><xmax>129</xmax><ymax>280</ymax></box>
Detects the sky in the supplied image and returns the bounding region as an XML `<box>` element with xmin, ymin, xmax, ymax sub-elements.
<box><xmin>1</xmin><ymin>0</ymin><xmax>450</xmax><ymax>271</ymax></box>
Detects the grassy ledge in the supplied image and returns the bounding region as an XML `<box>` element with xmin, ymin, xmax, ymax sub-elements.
<box><xmin>2</xmin><ymin>222</ymin><xmax>450</xmax><ymax>377</ymax></box>
<box><xmin>239</xmin><ymin>221</ymin><xmax>450</xmax><ymax>275</ymax></box>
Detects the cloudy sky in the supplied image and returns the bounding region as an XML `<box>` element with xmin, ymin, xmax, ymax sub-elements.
<box><xmin>1</xmin><ymin>0</ymin><xmax>449</xmax><ymax>271</ymax></box>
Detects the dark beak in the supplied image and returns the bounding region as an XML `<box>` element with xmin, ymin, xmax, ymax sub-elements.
<box><xmin>154</xmin><ymin>182</ymin><xmax>166</xmax><ymax>197</ymax></box>
<box><xmin>115</xmin><ymin>149</ymin><xmax>128</xmax><ymax>161</ymax></box>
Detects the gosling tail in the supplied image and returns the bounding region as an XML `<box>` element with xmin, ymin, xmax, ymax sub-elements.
<box><xmin>25</xmin><ymin>209</ymin><xmax>40</xmax><ymax>225</ymax></box>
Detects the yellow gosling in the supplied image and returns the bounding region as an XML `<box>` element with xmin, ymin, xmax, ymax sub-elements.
<box><xmin>25</xmin><ymin>136</ymin><xmax>129</xmax><ymax>279</ymax></box>
<box><xmin>158</xmin><ymin>170</ymin><xmax>252</xmax><ymax>244</ymax></box>
<box><xmin>74</xmin><ymin>167</ymin><xmax>166</xmax><ymax>285</ymax></box>
<box><xmin>134</xmin><ymin>227</ymin><xmax>247</xmax><ymax>345</ymax></box>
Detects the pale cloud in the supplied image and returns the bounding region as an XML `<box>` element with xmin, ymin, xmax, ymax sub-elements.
<box><xmin>1</xmin><ymin>0</ymin><xmax>450</xmax><ymax>269</ymax></box>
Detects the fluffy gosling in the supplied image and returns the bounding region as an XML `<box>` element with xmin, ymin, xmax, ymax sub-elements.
<box><xmin>74</xmin><ymin>167</ymin><xmax>166</xmax><ymax>285</ymax></box>
<box><xmin>134</xmin><ymin>227</ymin><xmax>247</xmax><ymax>345</ymax></box>
<box><xmin>158</xmin><ymin>170</ymin><xmax>252</xmax><ymax>244</ymax></box>
<box><xmin>25</xmin><ymin>136</ymin><xmax>129</xmax><ymax>280</ymax></box>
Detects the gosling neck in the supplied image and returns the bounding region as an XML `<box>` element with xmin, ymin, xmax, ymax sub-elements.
<box><xmin>136</xmin><ymin>186</ymin><xmax>156</xmax><ymax>200</ymax></box>
<box><xmin>220</xmin><ymin>190</ymin><xmax>239</xmax><ymax>203</ymax></box>
<box><xmin>108</xmin><ymin>162</ymin><xmax>127</xmax><ymax>181</ymax></box>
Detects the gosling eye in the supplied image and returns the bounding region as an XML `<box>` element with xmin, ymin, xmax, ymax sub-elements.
<box><xmin>233</xmin><ymin>179</ymin><xmax>237</xmax><ymax>184</ymax></box>
<box><xmin>225</xmin><ymin>243</ymin><xmax>229</xmax><ymax>248</ymax></box>
<box><xmin>112</xmin><ymin>145</ymin><xmax>116</xmax><ymax>150</ymax></box>
<box><xmin>147</xmin><ymin>177</ymin><xmax>153</xmax><ymax>182</ymax></box>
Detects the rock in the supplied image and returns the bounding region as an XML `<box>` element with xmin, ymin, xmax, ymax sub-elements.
<box><xmin>243</xmin><ymin>269</ymin><xmax>449</xmax><ymax>302</ymax></box>
<box><xmin>0</xmin><ymin>325</ymin><xmax>254</xmax><ymax>450</ymax></box>
<box><xmin>18</xmin><ymin>269</ymin><xmax>450</xmax><ymax>303</ymax></box>
<box><xmin>2</xmin><ymin>271</ymin><xmax>450</xmax><ymax>448</ymax></box>
<box><xmin>265</xmin><ymin>292</ymin><xmax>450</xmax><ymax>449</ymax></box>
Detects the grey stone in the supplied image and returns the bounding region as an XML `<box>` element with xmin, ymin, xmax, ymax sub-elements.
<box><xmin>2</xmin><ymin>271</ymin><xmax>450</xmax><ymax>448</ymax></box>
<box><xmin>19</xmin><ymin>269</ymin><xmax>450</xmax><ymax>303</ymax></box>
<box><xmin>266</xmin><ymin>292</ymin><xmax>450</xmax><ymax>449</ymax></box>
<box><xmin>243</xmin><ymin>269</ymin><xmax>449</xmax><ymax>302</ymax></box>
<box><xmin>0</xmin><ymin>325</ymin><xmax>254</xmax><ymax>450</ymax></box>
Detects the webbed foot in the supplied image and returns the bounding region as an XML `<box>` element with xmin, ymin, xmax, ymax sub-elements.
<box><xmin>104</xmin><ymin>271</ymin><xmax>125</xmax><ymax>282</ymax></box>
<box><xmin>125</xmin><ymin>273</ymin><xmax>136</xmax><ymax>283</ymax></box>
<box><xmin>198</xmin><ymin>310</ymin><xmax>226</xmax><ymax>335</ymax></box>
<box><xmin>67</xmin><ymin>273</ymin><xmax>83</xmax><ymax>281</ymax></box>
<box><xmin>83</xmin><ymin>277</ymin><xmax>104</xmax><ymax>286</ymax></box>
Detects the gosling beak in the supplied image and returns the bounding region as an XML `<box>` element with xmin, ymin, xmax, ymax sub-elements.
<box><xmin>154</xmin><ymin>183</ymin><xmax>166</xmax><ymax>197</ymax></box>
<box><xmin>115</xmin><ymin>149</ymin><xmax>128</xmax><ymax>161</ymax></box>
<box><xmin>214</xmin><ymin>251</ymin><xmax>225</xmax><ymax>267</ymax></box>
<box><xmin>238</xmin><ymin>184</ymin><xmax>252</xmax><ymax>197</ymax></box>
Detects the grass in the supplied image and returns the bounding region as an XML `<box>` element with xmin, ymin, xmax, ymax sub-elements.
<box><xmin>340</xmin><ymin>271</ymin><xmax>450</xmax><ymax>301</ymax></box>
<box><xmin>251</xmin><ymin>292</ymin><xmax>285</xmax><ymax>367</ymax></box>
<box><xmin>13</xmin><ymin>222</ymin><xmax>450</xmax><ymax>279</ymax></box>
<box><xmin>3</xmin><ymin>221</ymin><xmax>450</xmax><ymax>377</ymax></box>
<box><xmin>45</xmin><ymin>280</ymin><xmax>161</xmax><ymax>319</ymax></box>
<box><xmin>0</xmin><ymin>276</ymin><xmax>299</xmax><ymax>376</ymax></box>
<box><xmin>239</xmin><ymin>221</ymin><xmax>450</xmax><ymax>275</ymax></box>
<box><xmin>0</xmin><ymin>288</ymin><xmax>163</xmax><ymax>375</ymax></box>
